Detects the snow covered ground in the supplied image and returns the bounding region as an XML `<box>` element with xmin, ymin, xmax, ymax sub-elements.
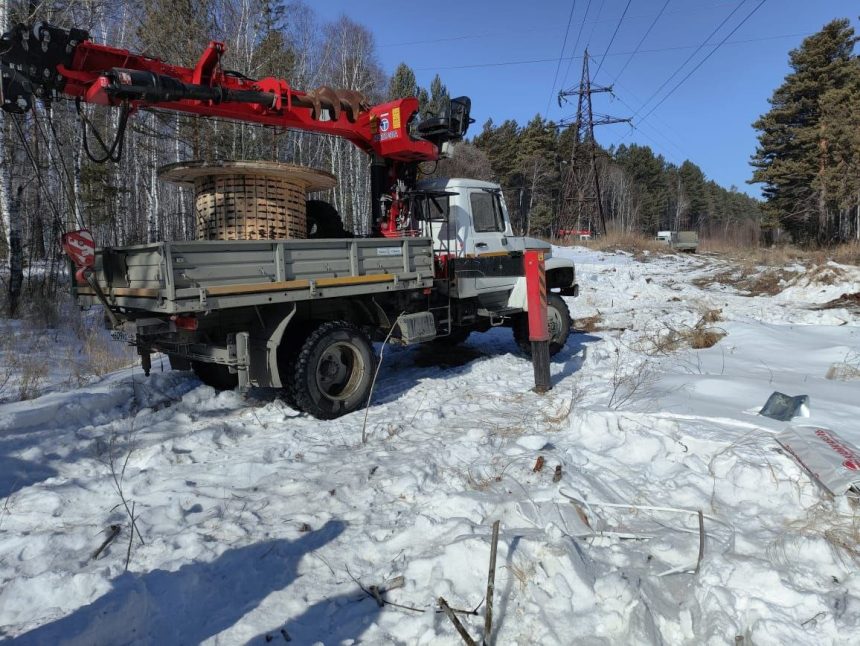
<box><xmin>1</xmin><ymin>247</ymin><xmax>859</xmax><ymax>645</ymax></box>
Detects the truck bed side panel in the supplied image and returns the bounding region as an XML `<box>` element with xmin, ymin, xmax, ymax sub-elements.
<box><xmin>79</xmin><ymin>238</ymin><xmax>434</xmax><ymax>314</ymax></box>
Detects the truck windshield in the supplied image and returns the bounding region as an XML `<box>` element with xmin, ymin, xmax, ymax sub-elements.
<box><xmin>470</xmin><ymin>191</ymin><xmax>505</xmax><ymax>232</ymax></box>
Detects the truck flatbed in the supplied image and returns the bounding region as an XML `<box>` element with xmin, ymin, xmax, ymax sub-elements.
<box><xmin>77</xmin><ymin>237</ymin><xmax>435</xmax><ymax>315</ymax></box>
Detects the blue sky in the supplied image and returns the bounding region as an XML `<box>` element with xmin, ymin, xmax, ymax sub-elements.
<box><xmin>313</xmin><ymin>1</ymin><xmax>859</xmax><ymax>197</ymax></box>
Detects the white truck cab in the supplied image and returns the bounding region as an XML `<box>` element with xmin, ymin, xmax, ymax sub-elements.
<box><xmin>414</xmin><ymin>177</ymin><xmax>578</xmax><ymax>315</ymax></box>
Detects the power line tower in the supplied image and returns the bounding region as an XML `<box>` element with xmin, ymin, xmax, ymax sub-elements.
<box><xmin>557</xmin><ymin>50</ymin><xmax>629</xmax><ymax>237</ymax></box>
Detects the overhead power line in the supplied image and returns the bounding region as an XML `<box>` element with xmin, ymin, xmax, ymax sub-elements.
<box><xmin>593</xmin><ymin>0</ymin><xmax>632</xmax><ymax>79</ymax></box>
<box><xmin>559</xmin><ymin>0</ymin><xmax>594</xmax><ymax>93</ymax></box>
<box><xmin>414</xmin><ymin>31</ymin><xmax>809</xmax><ymax>71</ymax></box>
<box><xmin>628</xmin><ymin>0</ymin><xmax>749</xmax><ymax>120</ymax></box>
<box><xmin>638</xmin><ymin>0</ymin><xmax>768</xmax><ymax>123</ymax></box>
<box><xmin>545</xmin><ymin>1</ymin><xmax>578</xmax><ymax>118</ymax></box>
<box><xmin>584</xmin><ymin>0</ymin><xmax>606</xmax><ymax>50</ymax></box>
<box><xmin>610</xmin><ymin>0</ymin><xmax>671</xmax><ymax>86</ymax></box>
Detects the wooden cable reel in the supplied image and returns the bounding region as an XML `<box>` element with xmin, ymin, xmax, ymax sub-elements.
<box><xmin>159</xmin><ymin>161</ymin><xmax>337</xmax><ymax>240</ymax></box>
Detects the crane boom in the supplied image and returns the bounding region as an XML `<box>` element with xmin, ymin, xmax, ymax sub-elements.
<box><xmin>0</xmin><ymin>22</ymin><xmax>472</xmax><ymax>235</ymax></box>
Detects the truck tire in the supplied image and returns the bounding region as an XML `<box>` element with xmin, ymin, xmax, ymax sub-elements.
<box><xmin>192</xmin><ymin>361</ymin><xmax>239</xmax><ymax>390</ymax></box>
<box><xmin>291</xmin><ymin>321</ymin><xmax>377</xmax><ymax>419</ymax></box>
<box><xmin>513</xmin><ymin>293</ymin><xmax>572</xmax><ymax>357</ymax></box>
<box><xmin>277</xmin><ymin>324</ymin><xmax>312</xmax><ymax>411</ymax></box>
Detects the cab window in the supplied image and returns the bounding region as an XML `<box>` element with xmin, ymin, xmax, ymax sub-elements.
<box><xmin>470</xmin><ymin>191</ymin><xmax>505</xmax><ymax>232</ymax></box>
<box><xmin>425</xmin><ymin>195</ymin><xmax>450</xmax><ymax>221</ymax></box>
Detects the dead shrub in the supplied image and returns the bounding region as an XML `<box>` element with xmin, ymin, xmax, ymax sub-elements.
<box><xmin>698</xmin><ymin>308</ymin><xmax>722</xmax><ymax>325</ymax></box>
<box><xmin>607</xmin><ymin>350</ymin><xmax>655</xmax><ymax>409</ymax></box>
<box><xmin>642</xmin><ymin>313</ymin><xmax>726</xmax><ymax>355</ymax></box>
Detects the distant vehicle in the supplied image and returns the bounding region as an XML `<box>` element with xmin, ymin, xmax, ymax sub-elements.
<box><xmin>558</xmin><ymin>228</ymin><xmax>593</xmax><ymax>241</ymax></box>
<box><xmin>655</xmin><ymin>230</ymin><xmax>698</xmax><ymax>253</ymax></box>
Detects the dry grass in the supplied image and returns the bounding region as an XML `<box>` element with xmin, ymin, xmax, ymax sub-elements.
<box><xmin>776</xmin><ymin>503</ymin><xmax>860</xmax><ymax>567</ymax></box>
<box><xmin>693</xmin><ymin>264</ymin><xmax>800</xmax><ymax>296</ymax></box>
<box><xmin>579</xmin><ymin>231</ymin><xmax>675</xmax><ymax>256</ymax></box>
<box><xmin>503</xmin><ymin>556</ymin><xmax>537</xmax><ymax>592</ymax></box>
<box><xmin>575</xmin><ymin>314</ymin><xmax>602</xmax><ymax>332</ymax></box>
<box><xmin>66</xmin><ymin>311</ymin><xmax>136</xmax><ymax>385</ymax></box>
<box><xmin>826</xmin><ymin>351</ymin><xmax>860</xmax><ymax>381</ymax></box>
<box><xmin>700</xmin><ymin>240</ymin><xmax>860</xmax><ymax>267</ymax></box>
<box><xmin>0</xmin><ymin>291</ymin><xmax>135</xmax><ymax>401</ymax></box>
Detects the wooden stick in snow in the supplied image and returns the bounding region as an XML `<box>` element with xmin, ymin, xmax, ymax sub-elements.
<box><xmin>695</xmin><ymin>509</ymin><xmax>705</xmax><ymax>574</ymax></box>
<box><xmin>124</xmin><ymin>501</ymin><xmax>136</xmax><ymax>571</ymax></box>
<box><xmin>483</xmin><ymin>520</ymin><xmax>500</xmax><ymax>645</ymax></box>
<box><xmin>439</xmin><ymin>597</ymin><xmax>477</xmax><ymax>646</ymax></box>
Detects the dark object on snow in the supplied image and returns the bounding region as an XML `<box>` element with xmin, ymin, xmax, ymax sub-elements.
<box><xmin>759</xmin><ymin>392</ymin><xmax>810</xmax><ymax>422</ymax></box>
<box><xmin>552</xmin><ymin>465</ymin><xmax>563</xmax><ymax>483</ymax></box>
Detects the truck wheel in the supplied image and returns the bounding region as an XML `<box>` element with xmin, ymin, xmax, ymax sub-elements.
<box><xmin>277</xmin><ymin>324</ymin><xmax>311</xmax><ymax>410</ymax></box>
<box><xmin>291</xmin><ymin>321</ymin><xmax>376</xmax><ymax>419</ymax></box>
<box><xmin>192</xmin><ymin>361</ymin><xmax>239</xmax><ymax>390</ymax></box>
<box><xmin>513</xmin><ymin>294</ymin><xmax>572</xmax><ymax>357</ymax></box>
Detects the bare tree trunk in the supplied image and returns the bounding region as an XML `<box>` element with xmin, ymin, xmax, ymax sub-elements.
<box><xmin>148</xmin><ymin>119</ymin><xmax>159</xmax><ymax>243</ymax></box>
<box><xmin>0</xmin><ymin>0</ymin><xmax>23</xmax><ymax>315</ymax></box>
<box><xmin>7</xmin><ymin>186</ymin><xmax>23</xmax><ymax>316</ymax></box>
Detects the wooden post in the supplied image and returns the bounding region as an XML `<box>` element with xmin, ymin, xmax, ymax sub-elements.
<box><xmin>524</xmin><ymin>249</ymin><xmax>551</xmax><ymax>393</ymax></box>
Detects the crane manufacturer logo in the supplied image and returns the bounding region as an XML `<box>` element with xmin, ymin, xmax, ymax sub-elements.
<box><xmin>815</xmin><ymin>428</ymin><xmax>860</xmax><ymax>471</ymax></box>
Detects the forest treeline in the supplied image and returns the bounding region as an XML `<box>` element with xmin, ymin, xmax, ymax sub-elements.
<box><xmin>441</xmin><ymin>120</ymin><xmax>762</xmax><ymax>243</ymax></box>
<box><xmin>0</xmin><ymin>1</ymin><xmax>855</xmax><ymax>314</ymax></box>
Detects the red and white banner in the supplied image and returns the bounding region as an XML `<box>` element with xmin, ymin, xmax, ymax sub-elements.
<box><xmin>777</xmin><ymin>425</ymin><xmax>860</xmax><ymax>495</ymax></box>
<box><xmin>62</xmin><ymin>230</ymin><xmax>95</xmax><ymax>269</ymax></box>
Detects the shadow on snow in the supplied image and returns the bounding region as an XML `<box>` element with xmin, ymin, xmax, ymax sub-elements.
<box><xmin>13</xmin><ymin>520</ymin><xmax>354</xmax><ymax>645</ymax></box>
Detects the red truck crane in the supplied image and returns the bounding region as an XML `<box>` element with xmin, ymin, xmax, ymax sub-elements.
<box><xmin>0</xmin><ymin>22</ymin><xmax>576</xmax><ymax>418</ymax></box>
<box><xmin>0</xmin><ymin>22</ymin><xmax>471</xmax><ymax>236</ymax></box>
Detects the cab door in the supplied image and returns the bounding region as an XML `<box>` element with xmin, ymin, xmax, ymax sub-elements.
<box><xmin>465</xmin><ymin>189</ymin><xmax>510</xmax><ymax>257</ymax></box>
<box><xmin>464</xmin><ymin>189</ymin><xmax>519</xmax><ymax>295</ymax></box>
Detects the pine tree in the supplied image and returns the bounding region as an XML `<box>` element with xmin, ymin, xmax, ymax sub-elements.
<box><xmin>425</xmin><ymin>74</ymin><xmax>450</xmax><ymax>118</ymax></box>
<box><xmin>387</xmin><ymin>63</ymin><xmax>419</xmax><ymax>100</ymax></box>
<box><xmin>818</xmin><ymin>56</ymin><xmax>860</xmax><ymax>240</ymax></box>
<box><xmin>750</xmin><ymin>19</ymin><xmax>859</xmax><ymax>244</ymax></box>
<box><xmin>516</xmin><ymin>115</ymin><xmax>559</xmax><ymax>235</ymax></box>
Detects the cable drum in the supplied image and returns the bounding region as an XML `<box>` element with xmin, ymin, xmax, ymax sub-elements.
<box><xmin>159</xmin><ymin>161</ymin><xmax>337</xmax><ymax>241</ymax></box>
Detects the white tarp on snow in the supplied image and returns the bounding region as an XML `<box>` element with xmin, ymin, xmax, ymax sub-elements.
<box><xmin>777</xmin><ymin>425</ymin><xmax>860</xmax><ymax>495</ymax></box>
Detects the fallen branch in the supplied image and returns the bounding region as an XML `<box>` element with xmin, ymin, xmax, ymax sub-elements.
<box><xmin>558</xmin><ymin>489</ymin><xmax>731</xmax><ymax>527</ymax></box>
<box><xmin>345</xmin><ymin>567</ymin><xmax>480</xmax><ymax>616</ymax></box>
<box><xmin>483</xmin><ymin>520</ymin><xmax>500</xmax><ymax>645</ymax></box>
<box><xmin>91</xmin><ymin>524</ymin><xmax>121</xmax><ymax>560</ymax></box>
<box><xmin>439</xmin><ymin>597</ymin><xmax>477</xmax><ymax>646</ymax></box>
